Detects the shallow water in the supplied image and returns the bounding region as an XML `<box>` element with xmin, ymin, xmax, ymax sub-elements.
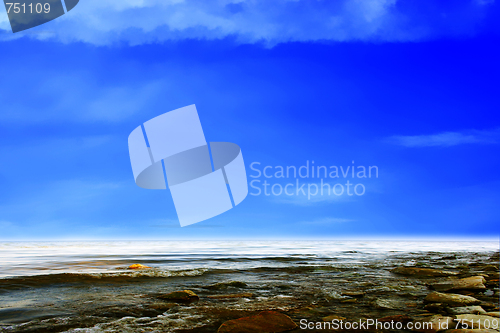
<box><xmin>0</xmin><ymin>240</ymin><xmax>498</xmax><ymax>332</ymax></box>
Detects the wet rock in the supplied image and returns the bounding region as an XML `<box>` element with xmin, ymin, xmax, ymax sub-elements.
<box><xmin>372</xmin><ymin>298</ymin><xmax>407</xmax><ymax>310</ymax></box>
<box><xmin>455</xmin><ymin>314</ymin><xmax>499</xmax><ymax>329</ymax></box>
<box><xmin>208</xmin><ymin>293</ymin><xmax>254</xmax><ymax>299</ymax></box>
<box><xmin>206</xmin><ymin>281</ymin><xmax>248</xmax><ymax>290</ymax></box>
<box><xmin>479</xmin><ymin>301</ymin><xmax>497</xmax><ymax>310</ymax></box>
<box><xmin>157</xmin><ymin>290</ymin><xmax>199</xmax><ymax>303</ymax></box>
<box><xmin>340</xmin><ymin>298</ymin><xmax>357</xmax><ymax>303</ymax></box>
<box><xmin>392</xmin><ymin>267</ymin><xmax>458</xmax><ymax>277</ymax></box>
<box><xmin>425</xmin><ymin>303</ymin><xmax>447</xmax><ymax>313</ymax></box>
<box><xmin>432</xmin><ymin>277</ymin><xmax>487</xmax><ymax>292</ymax></box>
<box><xmin>486</xmin><ymin>312</ymin><xmax>499</xmax><ymax>317</ymax></box>
<box><xmin>446</xmin><ymin>306</ymin><xmax>487</xmax><ymax>315</ymax></box>
<box><xmin>322</xmin><ymin>315</ymin><xmax>346</xmax><ymax>322</ymax></box>
<box><xmin>483</xmin><ymin>265</ymin><xmax>498</xmax><ymax>272</ymax></box>
<box><xmin>342</xmin><ymin>291</ymin><xmax>365</xmax><ymax>297</ymax></box>
<box><xmin>411</xmin><ymin>315</ymin><xmax>454</xmax><ymax>332</ymax></box>
<box><xmin>217</xmin><ymin>310</ymin><xmax>297</xmax><ymax>333</ymax></box>
<box><xmin>425</xmin><ymin>292</ymin><xmax>480</xmax><ymax>307</ymax></box>
<box><xmin>127</xmin><ymin>264</ymin><xmax>151</xmax><ymax>269</ymax></box>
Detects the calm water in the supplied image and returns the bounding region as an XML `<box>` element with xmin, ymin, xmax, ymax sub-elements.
<box><xmin>0</xmin><ymin>240</ymin><xmax>498</xmax><ymax>278</ymax></box>
<box><xmin>0</xmin><ymin>240</ymin><xmax>498</xmax><ymax>332</ymax></box>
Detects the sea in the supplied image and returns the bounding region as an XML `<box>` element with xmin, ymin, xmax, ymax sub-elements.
<box><xmin>0</xmin><ymin>240</ymin><xmax>498</xmax><ymax>332</ymax></box>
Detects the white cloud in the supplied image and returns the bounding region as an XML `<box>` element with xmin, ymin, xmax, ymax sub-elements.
<box><xmin>0</xmin><ymin>0</ymin><xmax>492</xmax><ymax>45</ymax></box>
<box><xmin>387</xmin><ymin>129</ymin><xmax>500</xmax><ymax>147</ymax></box>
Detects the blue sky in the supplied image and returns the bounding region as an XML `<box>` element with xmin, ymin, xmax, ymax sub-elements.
<box><xmin>0</xmin><ymin>0</ymin><xmax>499</xmax><ymax>240</ymax></box>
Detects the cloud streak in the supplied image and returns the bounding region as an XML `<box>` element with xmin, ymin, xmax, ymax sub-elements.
<box><xmin>0</xmin><ymin>0</ymin><xmax>496</xmax><ymax>45</ymax></box>
<box><xmin>387</xmin><ymin>129</ymin><xmax>500</xmax><ymax>147</ymax></box>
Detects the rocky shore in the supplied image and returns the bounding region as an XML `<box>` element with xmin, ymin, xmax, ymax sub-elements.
<box><xmin>1</xmin><ymin>250</ymin><xmax>498</xmax><ymax>332</ymax></box>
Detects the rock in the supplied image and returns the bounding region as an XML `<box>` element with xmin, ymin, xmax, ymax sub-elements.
<box><xmin>455</xmin><ymin>314</ymin><xmax>499</xmax><ymax>329</ymax></box>
<box><xmin>432</xmin><ymin>277</ymin><xmax>487</xmax><ymax>292</ymax></box>
<box><xmin>486</xmin><ymin>312</ymin><xmax>499</xmax><ymax>317</ymax></box>
<box><xmin>128</xmin><ymin>264</ymin><xmax>151</xmax><ymax>269</ymax></box>
<box><xmin>446</xmin><ymin>306</ymin><xmax>487</xmax><ymax>315</ymax></box>
<box><xmin>372</xmin><ymin>298</ymin><xmax>406</xmax><ymax>310</ymax></box>
<box><xmin>206</xmin><ymin>281</ymin><xmax>248</xmax><ymax>290</ymax></box>
<box><xmin>392</xmin><ymin>267</ymin><xmax>458</xmax><ymax>277</ymax></box>
<box><xmin>425</xmin><ymin>303</ymin><xmax>447</xmax><ymax>313</ymax></box>
<box><xmin>208</xmin><ymin>293</ymin><xmax>253</xmax><ymax>299</ymax></box>
<box><xmin>425</xmin><ymin>292</ymin><xmax>481</xmax><ymax>307</ymax></box>
<box><xmin>157</xmin><ymin>290</ymin><xmax>199</xmax><ymax>303</ymax></box>
<box><xmin>444</xmin><ymin>328</ymin><xmax>498</xmax><ymax>333</ymax></box>
<box><xmin>483</xmin><ymin>265</ymin><xmax>498</xmax><ymax>272</ymax></box>
<box><xmin>411</xmin><ymin>315</ymin><xmax>454</xmax><ymax>332</ymax></box>
<box><xmin>322</xmin><ymin>315</ymin><xmax>346</xmax><ymax>322</ymax></box>
<box><xmin>341</xmin><ymin>291</ymin><xmax>365</xmax><ymax>297</ymax></box>
<box><xmin>479</xmin><ymin>302</ymin><xmax>497</xmax><ymax>310</ymax></box>
<box><xmin>340</xmin><ymin>298</ymin><xmax>357</xmax><ymax>303</ymax></box>
<box><xmin>217</xmin><ymin>310</ymin><xmax>297</xmax><ymax>333</ymax></box>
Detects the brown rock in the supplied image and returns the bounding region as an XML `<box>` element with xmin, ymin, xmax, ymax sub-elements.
<box><xmin>128</xmin><ymin>264</ymin><xmax>151</xmax><ymax>269</ymax></box>
<box><xmin>411</xmin><ymin>315</ymin><xmax>454</xmax><ymax>332</ymax></box>
<box><xmin>322</xmin><ymin>315</ymin><xmax>346</xmax><ymax>322</ymax></box>
<box><xmin>486</xmin><ymin>312</ymin><xmax>499</xmax><ymax>317</ymax></box>
<box><xmin>392</xmin><ymin>267</ymin><xmax>458</xmax><ymax>277</ymax></box>
<box><xmin>446</xmin><ymin>306</ymin><xmax>487</xmax><ymax>315</ymax></box>
<box><xmin>342</xmin><ymin>291</ymin><xmax>365</xmax><ymax>297</ymax></box>
<box><xmin>217</xmin><ymin>311</ymin><xmax>297</xmax><ymax>333</ymax></box>
<box><xmin>432</xmin><ymin>277</ymin><xmax>487</xmax><ymax>292</ymax></box>
<box><xmin>455</xmin><ymin>314</ymin><xmax>499</xmax><ymax>329</ymax></box>
<box><xmin>425</xmin><ymin>292</ymin><xmax>481</xmax><ymax>307</ymax></box>
<box><xmin>157</xmin><ymin>290</ymin><xmax>199</xmax><ymax>302</ymax></box>
<box><xmin>208</xmin><ymin>293</ymin><xmax>254</xmax><ymax>299</ymax></box>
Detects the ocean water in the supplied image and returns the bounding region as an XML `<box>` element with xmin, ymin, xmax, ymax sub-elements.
<box><xmin>1</xmin><ymin>240</ymin><xmax>498</xmax><ymax>278</ymax></box>
<box><xmin>0</xmin><ymin>240</ymin><xmax>498</xmax><ymax>332</ymax></box>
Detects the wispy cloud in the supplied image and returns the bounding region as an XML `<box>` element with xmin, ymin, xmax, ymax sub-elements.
<box><xmin>0</xmin><ymin>0</ymin><xmax>495</xmax><ymax>45</ymax></box>
<box><xmin>386</xmin><ymin>129</ymin><xmax>500</xmax><ymax>148</ymax></box>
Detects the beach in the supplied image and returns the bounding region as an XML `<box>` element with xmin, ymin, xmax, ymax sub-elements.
<box><xmin>0</xmin><ymin>240</ymin><xmax>498</xmax><ymax>332</ymax></box>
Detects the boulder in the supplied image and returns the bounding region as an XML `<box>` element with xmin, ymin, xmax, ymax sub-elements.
<box><xmin>425</xmin><ymin>292</ymin><xmax>480</xmax><ymax>307</ymax></box>
<box><xmin>128</xmin><ymin>264</ymin><xmax>151</xmax><ymax>269</ymax></box>
<box><xmin>157</xmin><ymin>290</ymin><xmax>199</xmax><ymax>302</ymax></box>
<box><xmin>411</xmin><ymin>315</ymin><xmax>454</xmax><ymax>332</ymax></box>
<box><xmin>455</xmin><ymin>314</ymin><xmax>499</xmax><ymax>329</ymax></box>
<box><xmin>446</xmin><ymin>306</ymin><xmax>487</xmax><ymax>315</ymax></box>
<box><xmin>392</xmin><ymin>267</ymin><xmax>458</xmax><ymax>277</ymax></box>
<box><xmin>217</xmin><ymin>311</ymin><xmax>297</xmax><ymax>333</ymax></box>
<box><xmin>432</xmin><ymin>276</ymin><xmax>487</xmax><ymax>292</ymax></box>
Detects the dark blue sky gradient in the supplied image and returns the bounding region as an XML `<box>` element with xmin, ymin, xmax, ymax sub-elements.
<box><xmin>0</xmin><ymin>3</ymin><xmax>499</xmax><ymax>239</ymax></box>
